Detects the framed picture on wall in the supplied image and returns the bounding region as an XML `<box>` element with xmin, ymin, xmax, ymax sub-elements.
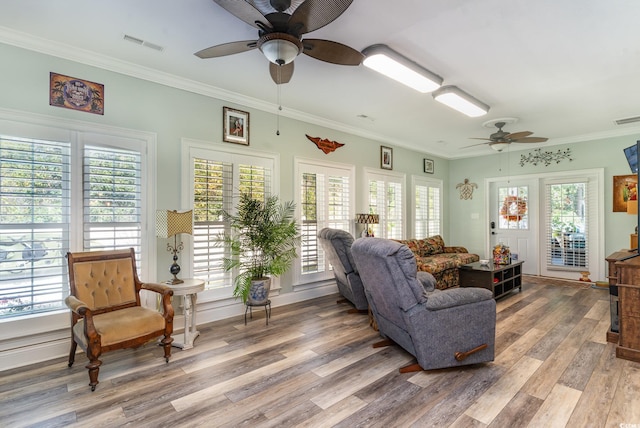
<box><xmin>223</xmin><ymin>107</ymin><xmax>249</xmax><ymax>145</ymax></box>
<box><xmin>424</xmin><ymin>158</ymin><xmax>434</xmax><ymax>174</ymax></box>
<box><xmin>381</xmin><ymin>146</ymin><xmax>393</xmax><ymax>170</ymax></box>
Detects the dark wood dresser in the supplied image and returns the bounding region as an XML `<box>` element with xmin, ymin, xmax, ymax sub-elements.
<box><xmin>614</xmin><ymin>254</ymin><xmax>640</xmax><ymax>362</ymax></box>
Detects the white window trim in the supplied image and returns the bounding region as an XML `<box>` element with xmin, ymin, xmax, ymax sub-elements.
<box><xmin>293</xmin><ymin>156</ymin><xmax>355</xmax><ymax>286</ymax></box>
<box><xmin>0</xmin><ymin>107</ymin><xmax>156</xmax><ymax>363</ymax></box>
<box><xmin>180</xmin><ymin>137</ymin><xmax>280</xmax><ymax>302</ymax></box>
<box><xmin>362</xmin><ymin>167</ymin><xmax>407</xmax><ymax>239</ymax></box>
<box><xmin>410</xmin><ymin>174</ymin><xmax>443</xmax><ymax>239</ymax></box>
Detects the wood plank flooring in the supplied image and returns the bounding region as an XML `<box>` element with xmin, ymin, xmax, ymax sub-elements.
<box><xmin>2</xmin><ymin>277</ymin><xmax>640</xmax><ymax>427</ymax></box>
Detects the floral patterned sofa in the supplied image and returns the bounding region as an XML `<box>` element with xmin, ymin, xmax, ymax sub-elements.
<box><xmin>395</xmin><ymin>235</ymin><xmax>479</xmax><ymax>290</ymax></box>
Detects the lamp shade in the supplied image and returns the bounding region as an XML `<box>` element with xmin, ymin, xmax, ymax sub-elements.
<box><xmin>356</xmin><ymin>213</ymin><xmax>379</xmax><ymax>224</ymax></box>
<box><xmin>156</xmin><ymin>210</ymin><xmax>193</xmax><ymax>238</ymax></box>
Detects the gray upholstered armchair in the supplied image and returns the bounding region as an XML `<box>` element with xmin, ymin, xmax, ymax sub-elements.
<box><xmin>351</xmin><ymin>238</ymin><xmax>496</xmax><ymax>372</ymax></box>
<box><xmin>317</xmin><ymin>228</ymin><xmax>368</xmax><ymax>311</ymax></box>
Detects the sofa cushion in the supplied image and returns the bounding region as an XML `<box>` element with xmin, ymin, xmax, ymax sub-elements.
<box><xmin>419</xmin><ymin>235</ymin><xmax>445</xmax><ymax>256</ymax></box>
<box><xmin>414</xmin><ymin>252</ymin><xmax>479</xmax><ymax>274</ymax></box>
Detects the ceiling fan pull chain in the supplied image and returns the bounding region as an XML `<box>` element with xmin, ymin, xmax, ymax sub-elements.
<box><xmin>276</xmin><ymin>69</ymin><xmax>282</xmax><ymax>136</ymax></box>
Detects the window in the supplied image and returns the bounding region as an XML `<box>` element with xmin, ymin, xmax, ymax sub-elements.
<box><xmin>365</xmin><ymin>169</ymin><xmax>405</xmax><ymax>239</ymax></box>
<box><xmin>546</xmin><ymin>180</ymin><xmax>588</xmax><ymax>269</ymax></box>
<box><xmin>0</xmin><ymin>135</ymin><xmax>146</xmax><ymax>319</ymax></box>
<box><xmin>294</xmin><ymin>158</ymin><xmax>354</xmax><ymax>283</ymax></box>
<box><xmin>412</xmin><ymin>176</ymin><xmax>441</xmax><ymax>238</ymax></box>
<box><xmin>497</xmin><ymin>185</ymin><xmax>528</xmax><ymax>230</ymax></box>
<box><xmin>185</xmin><ymin>141</ymin><xmax>276</xmax><ymax>294</ymax></box>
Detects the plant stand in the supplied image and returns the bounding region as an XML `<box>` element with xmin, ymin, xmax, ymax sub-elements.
<box><xmin>245</xmin><ymin>300</ymin><xmax>271</xmax><ymax>325</ymax></box>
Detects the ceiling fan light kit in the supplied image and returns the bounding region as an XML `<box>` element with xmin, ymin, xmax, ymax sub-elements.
<box><xmin>490</xmin><ymin>142</ymin><xmax>510</xmax><ymax>152</ymax></box>
<box><xmin>432</xmin><ymin>86</ymin><xmax>490</xmax><ymax>118</ymax></box>
<box><xmin>258</xmin><ymin>33</ymin><xmax>302</xmax><ymax>65</ymax></box>
<box><xmin>362</xmin><ymin>44</ymin><xmax>443</xmax><ymax>93</ymax></box>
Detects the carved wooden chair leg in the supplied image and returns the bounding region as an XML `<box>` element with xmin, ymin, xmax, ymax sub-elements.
<box><xmin>454</xmin><ymin>343</ymin><xmax>488</xmax><ymax>361</ymax></box>
<box><xmin>68</xmin><ymin>339</ymin><xmax>77</xmax><ymax>367</ymax></box>
<box><xmin>399</xmin><ymin>362</ymin><xmax>422</xmax><ymax>373</ymax></box>
<box><xmin>86</xmin><ymin>359</ymin><xmax>101</xmax><ymax>392</ymax></box>
<box><xmin>372</xmin><ymin>338</ymin><xmax>394</xmax><ymax>348</ymax></box>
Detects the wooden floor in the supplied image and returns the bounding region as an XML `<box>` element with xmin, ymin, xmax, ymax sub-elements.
<box><xmin>2</xmin><ymin>277</ymin><xmax>640</xmax><ymax>427</ymax></box>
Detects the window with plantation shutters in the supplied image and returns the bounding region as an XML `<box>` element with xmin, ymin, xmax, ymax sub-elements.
<box><xmin>413</xmin><ymin>176</ymin><xmax>442</xmax><ymax>239</ymax></box>
<box><xmin>365</xmin><ymin>169</ymin><xmax>405</xmax><ymax>240</ymax></box>
<box><xmin>294</xmin><ymin>158</ymin><xmax>354</xmax><ymax>283</ymax></box>
<box><xmin>83</xmin><ymin>145</ymin><xmax>142</xmax><ymax>259</ymax></box>
<box><xmin>187</xmin><ymin>142</ymin><xmax>275</xmax><ymax>292</ymax></box>
<box><xmin>0</xmin><ymin>134</ymin><xmax>147</xmax><ymax>319</ymax></box>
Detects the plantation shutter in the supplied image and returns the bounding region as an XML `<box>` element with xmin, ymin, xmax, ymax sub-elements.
<box><xmin>367</xmin><ymin>171</ymin><xmax>405</xmax><ymax>239</ymax></box>
<box><xmin>415</xmin><ymin>180</ymin><xmax>441</xmax><ymax>239</ymax></box>
<box><xmin>0</xmin><ymin>137</ymin><xmax>70</xmax><ymax>317</ymax></box>
<box><xmin>83</xmin><ymin>145</ymin><xmax>142</xmax><ymax>260</ymax></box>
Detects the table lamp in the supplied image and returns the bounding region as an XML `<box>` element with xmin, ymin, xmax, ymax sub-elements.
<box><xmin>356</xmin><ymin>213</ymin><xmax>379</xmax><ymax>237</ymax></box>
<box><xmin>156</xmin><ymin>209</ymin><xmax>193</xmax><ymax>284</ymax></box>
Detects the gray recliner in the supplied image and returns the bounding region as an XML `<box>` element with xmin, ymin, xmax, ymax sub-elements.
<box><xmin>351</xmin><ymin>237</ymin><xmax>496</xmax><ymax>372</ymax></box>
<box><xmin>317</xmin><ymin>228</ymin><xmax>368</xmax><ymax>311</ymax></box>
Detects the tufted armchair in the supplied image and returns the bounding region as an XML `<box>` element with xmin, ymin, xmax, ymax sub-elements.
<box><xmin>317</xmin><ymin>228</ymin><xmax>368</xmax><ymax>311</ymax></box>
<box><xmin>351</xmin><ymin>238</ymin><xmax>496</xmax><ymax>372</ymax></box>
<box><xmin>65</xmin><ymin>248</ymin><xmax>174</xmax><ymax>391</ymax></box>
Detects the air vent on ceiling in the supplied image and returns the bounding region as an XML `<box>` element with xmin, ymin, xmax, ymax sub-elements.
<box><xmin>123</xmin><ymin>34</ymin><xmax>164</xmax><ymax>52</ymax></box>
<box><xmin>615</xmin><ymin>116</ymin><xmax>640</xmax><ymax>125</ymax></box>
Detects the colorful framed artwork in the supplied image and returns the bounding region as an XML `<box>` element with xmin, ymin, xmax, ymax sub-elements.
<box><xmin>424</xmin><ymin>158</ymin><xmax>434</xmax><ymax>174</ymax></box>
<box><xmin>613</xmin><ymin>174</ymin><xmax>638</xmax><ymax>212</ymax></box>
<box><xmin>381</xmin><ymin>146</ymin><xmax>393</xmax><ymax>170</ymax></box>
<box><xmin>223</xmin><ymin>107</ymin><xmax>249</xmax><ymax>145</ymax></box>
<box><xmin>49</xmin><ymin>72</ymin><xmax>104</xmax><ymax>115</ymax></box>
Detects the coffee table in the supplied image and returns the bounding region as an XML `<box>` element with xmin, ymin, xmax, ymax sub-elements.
<box><xmin>460</xmin><ymin>260</ymin><xmax>524</xmax><ymax>299</ymax></box>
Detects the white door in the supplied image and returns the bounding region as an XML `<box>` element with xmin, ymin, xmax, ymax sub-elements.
<box><xmin>489</xmin><ymin>179</ymin><xmax>539</xmax><ymax>275</ymax></box>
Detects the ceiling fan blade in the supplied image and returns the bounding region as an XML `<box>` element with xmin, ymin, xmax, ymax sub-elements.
<box><xmin>195</xmin><ymin>40</ymin><xmax>258</xmax><ymax>59</ymax></box>
<box><xmin>302</xmin><ymin>39</ymin><xmax>363</xmax><ymax>65</ymax></box>
<box><xmin>461</xmin><ymin>142</ymin><xmax>491</xmax><ymax>149</ymax></box>
<box><xmin>469</xmin><ymin>137</ymin><xmax>493</xmax><ymax>141</ymax></box>
<box><xmin>505</xmin><ymin>131</ymin><xmax>533</xmax><ymax>140</ymax></box>
<box><xmin>212</xmin><ymin>0</ymin><xmax>269</xmax><ymax>30</ymax></box>
<box><xmin>513</xmin><ymin>137</ymin><xmax>549</xmax><ymax>143</ymax></box>
<box><xmin>270</xmin><ymin>61</ymin><xmax>294</xmax><ymax>84</ymax></box>
<box><xmin>289</xmin><ymin>0</ymin><xmax>354</xmax><ymax>35</ymax></box>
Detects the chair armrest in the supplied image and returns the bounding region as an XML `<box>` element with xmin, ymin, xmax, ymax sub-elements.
<box><xmin>417</xmin><ymin>271</ymin><xmax>436</xmax><ymax>292</ymax></box>
<box><xmin>141</xmin><ymin>282</ymin><xmax>174</xmax><ymax>322</ymax></box>
<box><xmin>141</xmin><ymin>282</ymin><xmax>173</xmax><ymax>296</ymax></box>
<box><xmin>424</xmin><ymin>287</ymin><xmax>493</xmax><ymax>311</ymax></box>
<box><xmin>443</xmin><ymin>246</ymin><xmax>469</xmax><ymax>253</ymax></box>
<box><xmin>65</xmin><ymin>295</ymin><xmax>89</xmax><ymax>315</ymax></box>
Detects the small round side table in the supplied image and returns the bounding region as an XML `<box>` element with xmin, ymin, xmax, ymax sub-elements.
<box><xmin>166</xmin><ymin>278</ymin><xmax>205</xmax><ymax>350</ymax></box>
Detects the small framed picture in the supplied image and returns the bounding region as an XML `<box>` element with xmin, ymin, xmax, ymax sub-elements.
<box><xmin>223</xmin><ymin>107</ymin><xmax>249</xmax><ymax>145</ymax></box>
<box><xmin>424</xmin><ymin>158</ymin><xmax>434</xmax><ymax>174</ymax></box>
<box><xmin>381</xmin><ymin>146</ymin><xmax>393</xmax><ymax>170</ymax></box>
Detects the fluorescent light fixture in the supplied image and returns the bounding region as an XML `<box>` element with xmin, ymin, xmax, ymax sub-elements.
<box><xmin>432</xmin><ymin>85</ymin><xmax>489</xmax><ymax>117</ymax></box>
<box><xmin>362</xmin><ymin>44</ymin><xmax>442</xmax><ymax>93</ymax></box>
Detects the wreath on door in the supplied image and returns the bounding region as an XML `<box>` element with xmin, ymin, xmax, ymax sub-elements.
<box><xmin>500</xmin><ymin>196</ymin><xmax>527</xmax><ymax>221</ymax></box>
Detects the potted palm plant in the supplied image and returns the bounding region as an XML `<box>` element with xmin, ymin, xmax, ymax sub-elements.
<box><xmin>218</xmin><ymin>193</ymin><xmax>300</xmax><ymax>304</ymax></box>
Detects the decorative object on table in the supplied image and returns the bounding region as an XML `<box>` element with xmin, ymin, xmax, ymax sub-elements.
<box><xmin>305</xmin><ymin>134</ymin><xmax>345</xmax><ymax>154</ymax></box>
<box><xmin>613</xmin><ymin>174</ymin><xmax>638</xmax><ymax>212</ymax></box>
<box><xmin>519</xmin><ymin>147</ymin><xmax>572</xmax><ymax>167</ymax></box>
<box><xmin>456</xmin><ymin>178</ymin><xmax>478</xmax><ymax>200</ymax></box>
<box><xmin>156</xmin><ymin>209</ymin><xmax>193</xmax><ymax>284</ymax></box>
<box><xmin>49</xmin><ymin>72</ymin><xmax>104</xmax><ymax>115</ymax></box>
<box><xmin>223</xmin><ymin>106</ymin><xmax>249</xmax><ymax>145</ymax></box>
<box><xmin>355</xmin><ymin>213</ymin><xmax>379</xmax><ymax>237</ymax></box>
<box><xmin>380</xmin><ymin>146</ymin><xmax>393</xmax><ymax>170</ymax></box>
<box><xmin>579</xmin><ymin>271</ymin><xmax>592</xmax><ymax>282</ymax></box>
<box><xmin>493</xmin><ymin>243</ymin><xmax>511</xmax><ymax>265</ymax></box>
<box><xmin>216</xmin><ymin>193</ymin><xmax>300</xmax><ymax>306</ymax></box>
<box><xmin>500</xmin><ymin>195</ymin><xmax>527</xmax><ymax>222</ymax></box>
<box><xmin>423</xmin><ymin>158</ymin><xmax>434</xmax><ymax>174</ymax></box>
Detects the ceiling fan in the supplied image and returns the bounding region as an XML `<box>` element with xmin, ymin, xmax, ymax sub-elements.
<box><xmin>466</xmin><ymin>121</ymin><xmax>549</xmax><ymax>152</ymax></box>
<box><xmin>195</xmin><ymin>0</ymin><xmax>364</xmax><ymax>84</ymax></box>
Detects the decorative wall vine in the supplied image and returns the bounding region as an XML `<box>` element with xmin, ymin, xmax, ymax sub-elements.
<box><xmin>519</xmin><ymin>148</ymin><xmax>572</xmax><ymax>167</ymax></box>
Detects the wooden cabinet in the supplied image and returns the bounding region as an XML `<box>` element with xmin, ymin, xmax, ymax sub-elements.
<box><xmin>460</xmin><ymin>261</ymin><xmax>523</xmax><ymax>299</ymax></box>
<box><xmin>614</xmin><ymin>255</ymin><xmax>640</xmax><ymax>363</ymax></box>
<box><xmin>605</xmin><ymin>250</ymin><xmax>634</xmax><ymax>343</ymax></box>
<box><xmin>631</xmin><ymin>233</ymin><xmax>638</xmax><ymax>250</ymax></box>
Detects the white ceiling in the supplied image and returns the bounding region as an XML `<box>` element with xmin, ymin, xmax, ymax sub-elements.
<box><xmin>2</xmin><ymin>0</ymin><xmax>640</xmax><ymax>159</ymax></box>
